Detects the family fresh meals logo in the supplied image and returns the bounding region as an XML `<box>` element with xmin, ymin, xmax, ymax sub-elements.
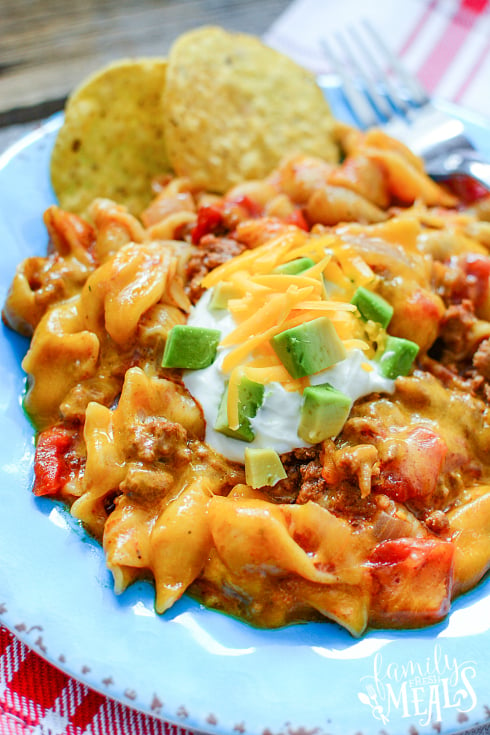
<box><xmin>357</xmin><ymin>644</ymin><xmax>478</xmax><ymax>726</ymax></box>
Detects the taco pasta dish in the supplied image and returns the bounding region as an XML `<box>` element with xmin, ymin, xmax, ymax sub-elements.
<box><xmin>3</xmin><ymin>31</ymin><xmax>490</xmax><ymax>637</ymax></box>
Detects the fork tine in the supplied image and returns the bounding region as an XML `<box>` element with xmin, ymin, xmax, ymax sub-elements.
<box><xmin>321</xmin><ymin>20</ymin><xmax>433</xmax><ymax>131</ymax></box>
<box><xmin>362</xmin><ymin>19</ymin><xmax>430</xmax><ymax>108</ymax></box>
<box><xmin>322</xmin><ymin>22</ymin><xmax>490</xmax><ymax>188</ymax></box>
<box><xmin>336</xmin><ymin>27</ymin><xmax>394</xmax><ymax>121</ymax></box>
<box><xmin>348</xmin><ymin>24</ymin><xmax>410</xmax><ymax>117</ymax></box>
<box><xmin>320</xmin><ymin>37</ymin><xmax>380</xmax><ymax>128</ymax></box>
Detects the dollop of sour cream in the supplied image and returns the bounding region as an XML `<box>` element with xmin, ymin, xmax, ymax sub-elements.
<box><xmin>183</xmin><ymin>289</ymin><xmax>395</xmax><ymax>463</ymax></box>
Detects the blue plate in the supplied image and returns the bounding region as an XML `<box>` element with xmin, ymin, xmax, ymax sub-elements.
<box><xmin>0</xmin><ymin>110</ymin><xmax>489</xmax><ymax>735</ymax></box>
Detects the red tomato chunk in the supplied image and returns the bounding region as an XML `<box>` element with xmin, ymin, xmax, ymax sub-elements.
<box><xmin>369</xmin><ymin>537</ymin><xmax>455</xmax><ymax>627</ymax></box>
<box><xmin>33</xmin><ymin>426</ymin><xmax>78</xmax><ymax>497</ymax></box>
<box><xmin>374</xmin><ymin>426</ymin><xmax>447</xmax><ymax>502</ymax></box>
<box><xmin>191</xmin><ymin>204</ymin><xmax>224</xmax><ymax>244</ymax></box>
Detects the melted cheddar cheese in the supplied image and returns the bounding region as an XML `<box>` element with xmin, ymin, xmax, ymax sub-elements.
<box><xmin>3</xmin><ymin>128</ymin><xmax>490</xmax><ymax>635</ymax></box>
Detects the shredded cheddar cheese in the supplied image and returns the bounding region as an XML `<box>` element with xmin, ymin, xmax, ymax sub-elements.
<box><xmin>361</xmin><ymin>361</ymin><xmax>375</xmax><ymax>372</ymax></box>
<box><xmin>204</xmin><ymin>227</ymin><xmax>389</xmax><ymax>420</ymax></box>
<box><xmin>222</xmin><ymin>322</ymin><xmax>291</xmax><ymax>372</ymax></box>
<box><xmin>201</xmin><ymin>230</ymin><xmax>307</xmax><ymax>287</ymax></box>
<box><xmin>224</xmin><ymin>286</ymin><xmax>314</xmax><ymax>344</ymax></box>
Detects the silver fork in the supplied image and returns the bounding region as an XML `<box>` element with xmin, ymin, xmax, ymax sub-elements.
<box><xmin>320</xmin><ymin>19</ymin><xmax>490</xmax><ymax>190</ymax></box>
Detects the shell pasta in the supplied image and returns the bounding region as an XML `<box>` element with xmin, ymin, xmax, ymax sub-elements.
<box><xmin>4</xmin><ymin>127</ymin><xmax>490</xmax><ymax>636</ymax></box>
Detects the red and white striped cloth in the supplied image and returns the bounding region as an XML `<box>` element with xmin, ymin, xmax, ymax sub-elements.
<box><xmin>264</xmin><ymin>0</ymin><xmax>490</xmax><ymax>119</ymax></box>
<box><xmin>0</xmin><ymin>628</ymin><xmax>192</xmax><ymax>734</ymax></box>
<box><xmin>2</xmin><ymin>1</ymin><xmax>490</xmax><ymax>733</ymax></box>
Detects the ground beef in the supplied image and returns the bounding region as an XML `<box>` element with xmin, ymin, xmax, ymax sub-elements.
<box><xmin>439</xmin><ymin>300</ymin><xmax>477</xmax><ymax>361</ymax></box>
<box><xmin>120</xmin><ymin>465</ymin><xmax>174</xmax><ymax>503</ymax></box>
<box><xmin>296</xmin><ymin>458</ymin><xmax>328</xmax><ymax>504</ymax></box>
<box><xmin>125</xmin><ymin>416</ymin><xmax>189</xmax><ymax>464</ymax></box>
<box><xmin>186</xmin><ymin>234</ymin><xmax>247</xmax><ymax>303</ymax></box>
<box><xmin>265</xmin><ymin>447</ymin><xmax>321</xmax><ymax>503</ymax></box>
<box><xmin>423</xmin><ymin>509</ymin><xmax>450</xmax><ymax>535</ymax></box>
<box><xmin>473</xmin><ymin>337</ymin><xmax>490</xmax><ymax>379</ymax></box>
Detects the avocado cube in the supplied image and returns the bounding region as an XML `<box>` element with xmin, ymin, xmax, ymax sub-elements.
<box><xmin>274</xmin><ymin>257</ymin><xmax>315</xmax><ymax>275</ymax></box>
<box><xmin>210</xmin><ymin>283</ymin><xmax>239</xmax><ymax>310</ymax></box>
<box><xmin>270</xmin><ymin>316</ymin><xmax>346</xmax><ymax>379</ymax></box>
<box><xmin>245</xmin><ymin>447</ymin><xmax>287</xmax><ymax>488</ymax></box>
<box><xmin>298</xmin><ymin>383</ymin><xmax>351</xmax><ymax>443</ymax></box>
<box><xmin>161</xmin><ymin>325</ymin><xmax>221</xmax><ymax>369</ymax></box>
<box><xmin>376</xmin><ymin>335</ymin><xmax>419</xmax><ymax>379</ymax></box>
<box><xmin>351</xmin><ymin>286</ymin><xmax>393</xmax><ymax>328</ymax></box>
<box><xmin>215</xmin><ymin>376</ymin><xmax>265</xmax><ymax>442</ymax></box>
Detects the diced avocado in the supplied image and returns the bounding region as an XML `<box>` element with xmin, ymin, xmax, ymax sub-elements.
<box><xmin>244</xmin><ymin>447</ymin><xmax>287</xmax><ymax>488</ymax></box>
<box><xmin>215</xmin><ymin>376</ymin><xmax>265</xmax><ymax>442</ymax></box>
<box><xmin>351</xmin><ymin>286</ymin><xmax>393</xmax><ymax>328</ymax></box>
<box><xmin>270</xmin><ymin>316</ymin><xmax>346</xmax><ymax>379</ymax></box>
<box><xmin>209</xmin><ymin>283</ymin><xmax>239</xmax><ymax>310</ymax></box>
<box><xmin>274</xmin><ymin>257</ymin><xmax>315</xmax><ymax>275</ymax></box>
<box><xmin>298</xmin><ymin>382</ymin><xmax>351</xmax><ymax>443</ymax></box>
<box><xmin>161</xmin><ymin>325</ymin><xmax>221</xmax><ymax>369</ymax></box>
<box><xmin>376</xmin><ymin>335</ymin><xmax>419</xmax><ymax>379</ymax></box>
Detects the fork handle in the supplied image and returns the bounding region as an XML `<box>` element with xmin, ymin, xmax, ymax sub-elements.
<box><xmin>426</xmin><ymin>150</ymin><xmax>490</xmax><ymax>192</ymax></box>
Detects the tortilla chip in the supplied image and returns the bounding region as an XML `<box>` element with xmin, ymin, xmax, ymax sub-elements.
<box><xmin>50</xmin><ymin>58</ymin><xmax>170</xmax><ymax>217</ymax></box>
<box><xmin>163</xmin><ymin>26</ymin><xmax>339</xmax><ymax>193</ymax></box>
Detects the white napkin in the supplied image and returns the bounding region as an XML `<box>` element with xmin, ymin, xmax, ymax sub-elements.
<box><xmin>265</xmin><ymin>0</ymin><xmax>490</xmax><ymax>119</ymax></box>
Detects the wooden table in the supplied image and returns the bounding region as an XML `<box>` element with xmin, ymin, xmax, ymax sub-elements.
<box><xmin>0</xmin><ymin>0</ymin><xmax>290</xmax><ymax>152</ymax></box>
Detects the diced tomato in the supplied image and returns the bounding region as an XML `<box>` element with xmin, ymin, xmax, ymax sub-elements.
<box><xmin>228</xmin><ymin>194</ymin><xmax>262</xmax><ymax>218</ymax></box>
<box><xmin>374</xmin><ymin>426</ymin><xmax>447</xmax><ymax>503</ymax></box>
<box><xmin>191</xmin><ymin>204</ymin><xmax>224</xmax><ymax>244</ymax></box>
<box><xmin>191</xmin><ymin>195</ymin><xmax>265</xmax><ymax>245</ymax></box>
<box><xmin>462</xmin><ymin>254</ymin><xmax>490</xmax><ymax>310</ymax></box>
<box><xmin>447</xmin><ymin>174</ymin><xmax>489</xmax><ymax>204</ymax></box>
<box><xmin>284</xmin><ymin>208</ymin><xmax>309</xmax><ymax>231</ymax></box>
<box><xmin>369</xmin><ymin>537</ymin><xmax>455</xmax><ymax>627</ymax></box>
<box><xmin>390</xmin><ymin>287</ymin><xmax>444</xmax><ymax>354</ymax></box>
<box><xmin>33</xmin><ymin>426</ymin><xmax>76</xmax><ymax>497</ymax></box>
<box><xmin>370</xmin><ymin>537</ymin><xmax>443</xmax><ymax>565</ymax></box>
